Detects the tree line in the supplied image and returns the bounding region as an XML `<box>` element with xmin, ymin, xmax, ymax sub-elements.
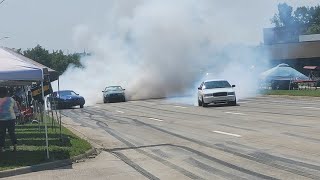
<box><xmin>16</xmin><ymin>45</ymin><xmax>84</xmax><ymax>75</ymax></box>
<box><xmin>272</xmin><ymin>3</ymin><xmax>320</xmax><ymax>34</ymax></box>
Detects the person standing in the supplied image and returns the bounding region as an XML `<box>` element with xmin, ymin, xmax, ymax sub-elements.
<box><xmin>0</xmin><ymin>87</ymin><xmax>18</xmax><ymax>152</ymax></box>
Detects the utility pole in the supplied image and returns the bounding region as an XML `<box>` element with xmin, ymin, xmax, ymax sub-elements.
<box><xmin>0</xmin><ymin>36</ymin><xmax>9</xmax><ymax>41</ymax></box>
<box><xmin>0</xmin><ymin>0</ymin><xmax>6</xmax><ymax>5</ymax></box>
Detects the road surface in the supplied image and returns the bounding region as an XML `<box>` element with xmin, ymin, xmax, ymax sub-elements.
<box><xmin>9</xmin><ymin>96</ymin><xmax>320</xmax><ymax>180</ymax></box>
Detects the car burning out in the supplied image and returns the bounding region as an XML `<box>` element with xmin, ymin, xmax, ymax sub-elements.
<box><xmin>197</xmin><ymin>79</ymin><xmax>236</xmax><ymax>107</ymax></box>
<box><xmin>47</xmin><ymin>90</ymin><xmax>85</xmax><ymax>109</ymax></box>
<box><xmin>102</xmin><ymin>86</ymin><xmax>126</xmax><ymax>103</ymax></box>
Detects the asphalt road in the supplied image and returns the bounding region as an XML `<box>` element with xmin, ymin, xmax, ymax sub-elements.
<box><xmin>9</xmin><ymin>96</ymin><xmax>320</xmax><ymax>180</ymax></box>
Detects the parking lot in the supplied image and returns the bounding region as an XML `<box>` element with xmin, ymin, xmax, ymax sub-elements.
<box><xmin>9</xmin><ymin>96</ymin><xmax>320</xmax><ymax>180</ymax></box>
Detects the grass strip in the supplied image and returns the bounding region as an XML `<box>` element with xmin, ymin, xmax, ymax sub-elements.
<box><xmin>0</xmin><ymin>117</ymin><xmax>91</xmax><ymax>171</ymax></box>
<box><xmin>261</xmin><ymin>90</ymin><xmax>320</xmax><ymax>97</ymax></box>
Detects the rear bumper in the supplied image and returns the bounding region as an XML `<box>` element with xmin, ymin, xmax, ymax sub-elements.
<box><xmin>203</xmin><ymin>95</ymin><xmax>236</xmax><ymax>104</ymax></box>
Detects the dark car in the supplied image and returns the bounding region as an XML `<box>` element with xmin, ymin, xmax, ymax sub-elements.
<box><xmin>102</xmin><ymin>86</ymin><xmax>126</xmax><ymax>103</ymax></box>
<box><xmin>48</xmin><ymin>90</ymin><xmax>85</xmax><ymax>109</ymax></box>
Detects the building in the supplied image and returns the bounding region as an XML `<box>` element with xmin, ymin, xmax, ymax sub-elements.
<box><xmin>262</xmin><ymin>26</ymin><xmax>320</xmax><ymax>75</ymax></box>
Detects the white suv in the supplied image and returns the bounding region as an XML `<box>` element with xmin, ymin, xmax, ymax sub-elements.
<box><xmin>197</xmin><ymin>79</ymin><xmax>236</xmax><ymax>107</ymax></box>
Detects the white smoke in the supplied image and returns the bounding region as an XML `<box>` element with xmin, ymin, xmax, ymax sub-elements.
<box><xmin>55</xmin><ymin>0</ymin><xmax>290</xmax><ymax>105</ymax></box>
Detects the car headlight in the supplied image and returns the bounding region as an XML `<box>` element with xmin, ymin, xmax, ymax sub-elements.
<box><xmin>204</xmin><ymin>94</ymin><xmax>213</xmax><ymax>97</ymax></box>
<box><xmin>228</xmin><ymin>92</ymin><xmax>235</xmax><ymax>95</ymax></box>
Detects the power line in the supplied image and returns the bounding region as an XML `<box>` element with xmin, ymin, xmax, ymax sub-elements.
<box><xmin>0</xmin><ymin>0</ymin><xmax>5</xmax><ymax>5</ymax></box>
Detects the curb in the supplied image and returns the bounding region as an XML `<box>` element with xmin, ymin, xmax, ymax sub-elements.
<box><xmin>0</xmin><ymin>148</ymin><xmax>97</xmax><ymax>179</ymax></box>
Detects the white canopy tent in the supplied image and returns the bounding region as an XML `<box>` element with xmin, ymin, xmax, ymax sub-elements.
<box><xmin>260</xmin><ymin>63</ymin><xmax>310</xmax><ymax>82</ymax></box>
<box><xmin>0</xmin><ymin>47</ymin><xmax>50</xmax><ymax>159</ymax></box>
<box><xmin>0</xmin><ymin>48</ymin><xmax>43</xmax><ymax>81</ymax></box>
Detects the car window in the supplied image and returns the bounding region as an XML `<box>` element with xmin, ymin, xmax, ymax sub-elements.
<box><xmin>105</xmin><ymin>86</ymin><xmax>122</xmax><ymax>91</ymax></box>
<box><xmin>204</xmin><ymin>81</ymin><xmax>231</xmax><ymax>89</ymax></box>
<box><xmin>58</xmin><ymin>91</ymin><xmax>77</xmax><ymax>96</ymax></box>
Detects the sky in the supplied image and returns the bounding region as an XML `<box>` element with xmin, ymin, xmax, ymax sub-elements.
<box><xmin>0</xmin><ymin>0</ymin><xmax>319</xmax><ymax>53</ymax></box>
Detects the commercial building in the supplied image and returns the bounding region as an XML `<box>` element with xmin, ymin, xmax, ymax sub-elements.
<box><xmin>262</xmin><ymin>26</ymin><xmax>320</xmax><ymax>75</ymax></box>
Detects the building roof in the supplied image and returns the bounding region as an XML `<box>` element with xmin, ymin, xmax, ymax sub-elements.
<box><xmin>260</xmin><ymin>63</ymin><xmax>309</xmax><ymax>81</ymax></box>
<box><xmin>262</xmin><ymin>41</ymin><xmax>320</xmax><ymax>60</ymax></box>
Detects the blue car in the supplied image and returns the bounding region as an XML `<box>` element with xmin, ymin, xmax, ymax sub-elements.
<box><xmin>48</xmin><ymin>90</ymin><xmax>85</xmax><ymax>109</ymax></box>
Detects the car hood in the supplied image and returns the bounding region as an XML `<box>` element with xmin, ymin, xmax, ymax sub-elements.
<box><xmin>202</xmin><ymin>88</ymin><xmax>234</xmax><ymax>94</ymax></box>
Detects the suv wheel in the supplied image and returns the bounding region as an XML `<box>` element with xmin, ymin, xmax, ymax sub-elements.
<box><xmin>228</xmin><ymin>100</ymin><xmax>237</xmax><ymax>106</ymax></box>
<box><xmin>103</xmin><ymin>97</ymin><xmax>108</xmax><ymax>103</ymax></box>
<box><xmin>198</xmin><ymin>99</ymin><xmax>202</xmax><ymax>106</ymax></box>
<box><xmin>202</xmin><ymin>97</ymin><xmax>208</xmax><ymax>107</ymax></box>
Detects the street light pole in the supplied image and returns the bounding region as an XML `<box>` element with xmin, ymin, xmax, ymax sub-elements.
<box><xmin>0</xmin><ymin>0</ymin><xmax>6</xmax><ymax>5</ymax></box>
<box><xmin>0</xmin><ymin>36</ymin><xmax>9</xmax><ymax>41</ymax></box>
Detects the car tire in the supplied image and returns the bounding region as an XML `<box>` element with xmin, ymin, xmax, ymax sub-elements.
<box><xmin>80</xmin><ymin>105</ymin><xmax>84</xmax><ymax>108</ymax></box>
<box><xmin>228</xmin><ymin>100</ymin><xmax>237</xmax><ymax>106</ymax></box>
<box><xmin>104</xmin><ymin>97</ymin><xmax>109</xmax><ymax>103</ymax></box>
<box><xmin>58</xmin><ymin>104</ymin><xmax>64</xmax><ymax>109</ymax></box>
<box><xmin>202</xmin><ymin>97</ymin><xmax>208</xmax><ymax>107</ymax></box>
<box><xmin>52</xmin><ymin>103</ymin><xmax>58</xmax><ymax>110</ymax></box>
<box><xmin>198</xmin><ymin>98</ymin><xmax>202</xmax><ymax>106</ymax></box>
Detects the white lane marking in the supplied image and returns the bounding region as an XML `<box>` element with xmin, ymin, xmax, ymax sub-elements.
<box><xmin>146</xmin><ymin>102</ymin><xmax>155</xmax><ymax>105</ymax></box>
<box><xmin>173</xmin><ymin>105</ymin><xmax>187</xmax><ymax>109</ymax></box>
<box><xmin>148</xmin><ymin>118</ymin><xmax>163</xmax><ymax>122</ymax></box>
<box><xmin>237</xmin><ymin>101</ymin><xmax>248</xmax><ymax>104</ymax></box>
<box><xmin>116</xmin><ymin>110</ymin><xmax>125</xmax><ymax>114</ymax></box>
<box><xmin>301</xmin><ymin>107</ymin><xmax>320</xmax><ymax>110</ymax></box>
<box><xmin>213</xmin><ymin>131</ymin><xmax>242</xmax><ymax>137</ymax></box>
<box><xmin>224</xmin><ymin>112</ymin><xmax>246</xmax><ymax>115</ymax></box>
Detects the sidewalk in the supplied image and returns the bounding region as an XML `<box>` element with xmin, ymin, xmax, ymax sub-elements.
<box><xmin>3</xmin><ymin>115</ymin><xmax>147</xmax><ymax>180</ymax></box>
<box><xmin>5</xmin><ymin>151</ymin><xmax>146</xmax><ymax>180</ymax></box>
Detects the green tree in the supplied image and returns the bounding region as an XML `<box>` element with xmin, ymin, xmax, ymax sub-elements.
<box><xmin>271</xmin><ymin>3</ymin><xmax>320</xmax><ymax>34</ymax></box>
<box><xmin>271</xmin><ymin>3</ymin><xmax>294</xmax><ymax>27</ymax></box>
<box><xmin>22</xmin><ymin>45</ymin><xmax>83</xmax><ymax>75</ymax></box>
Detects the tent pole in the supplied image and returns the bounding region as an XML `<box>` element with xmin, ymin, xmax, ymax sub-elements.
<box><xmin>47</xmin><ymin>76</ymin><xmax>54</xmax><ymax>131</ymax></box>
<box><xmin>42</xmin><ymin>79</ymin><xmax>50</xmax><ymax>159</ymax></box>
<box><xmin>58</xmin><ymin>77</ymin><xmax>62</xmax><ymax>141</ymax></box>
<box><xmin>51</xmin><ymin>105</ymin><xmax>55</xmax><ymax>132</ymax></box>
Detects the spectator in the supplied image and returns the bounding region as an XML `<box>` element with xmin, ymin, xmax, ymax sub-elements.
<box><xmin>0</xmin><ymin>87</ymin><xmax>18</xmax><ymax>152</ymax></box>
<box><xmin>12</xmin><ymin>95</ymin><xmax>22</xmax><ymax>124</ymax></box>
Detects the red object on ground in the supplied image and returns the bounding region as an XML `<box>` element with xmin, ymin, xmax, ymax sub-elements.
<box><xmin>20</xmin><ymin>107</ymin><xmax>34</xmax><ymax>119</ymax></box>
<box><xmin>303</xmin><ymin>66</ymin><xmax>320</xmax><ymax>70</ymax></box>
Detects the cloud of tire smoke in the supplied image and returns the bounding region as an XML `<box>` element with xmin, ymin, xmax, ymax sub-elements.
<box><xmin>56</xmin><ymin>0</ymin><xmax>281</xmax><ymax>105</ymax></box>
